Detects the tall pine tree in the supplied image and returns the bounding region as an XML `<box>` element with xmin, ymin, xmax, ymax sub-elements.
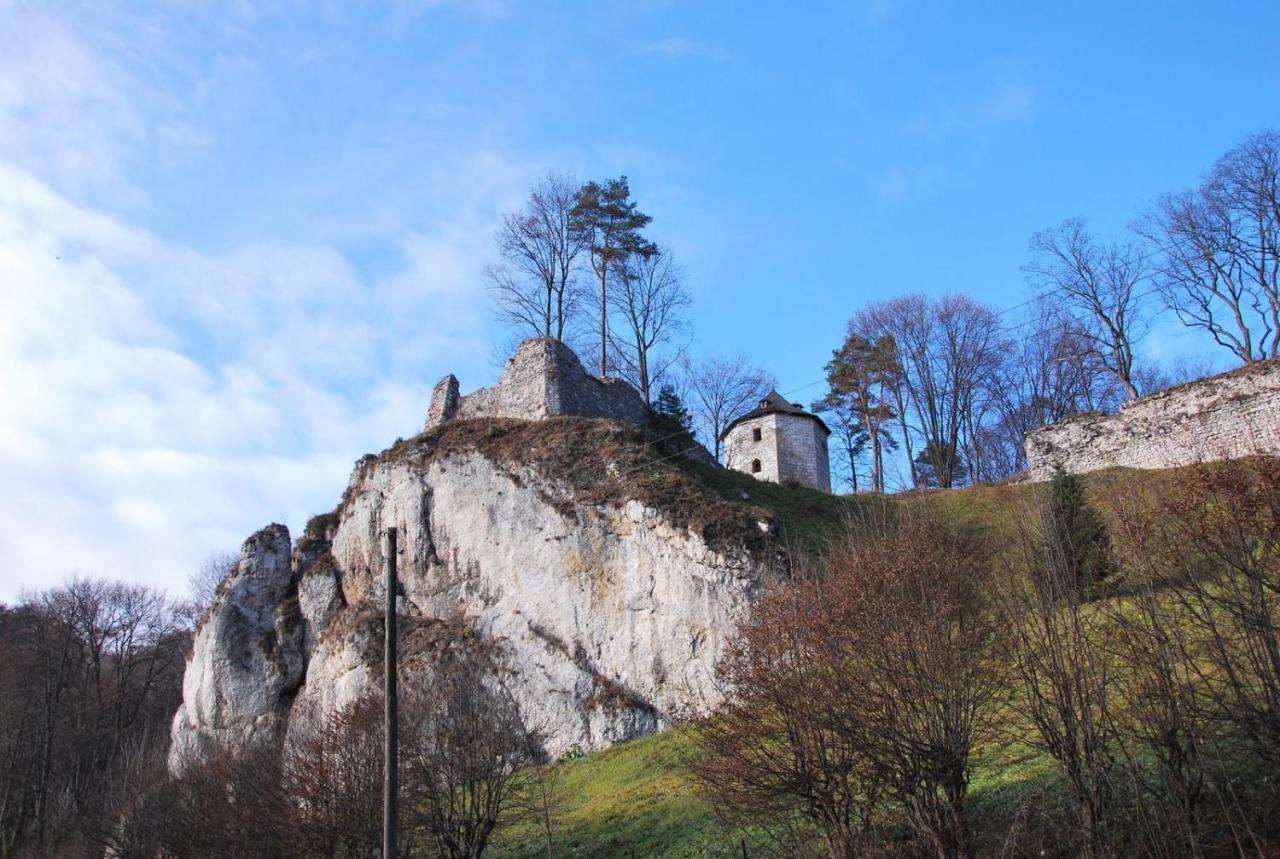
<box><xmin>570</xmin><ymin>177</ymin><xmax>655</xmax><ymax>377</ymax></box>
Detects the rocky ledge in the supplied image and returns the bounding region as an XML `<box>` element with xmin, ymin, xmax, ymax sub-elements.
<box><xmin>170</xmin><ymin>418</ymin><xmax>783</xmax><ymax>771</ymax></box>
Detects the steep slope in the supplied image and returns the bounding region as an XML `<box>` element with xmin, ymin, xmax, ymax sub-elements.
<box><xmin>170</xmin><ymin>418</ymin><xmax>805</xmax><ymax>770</ymax></box>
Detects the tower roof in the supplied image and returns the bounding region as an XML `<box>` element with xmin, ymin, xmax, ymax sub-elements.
<box><xmin>720</xmin><ymin>389</ymin><xmax>831</xmax><ymax>440</ymax></box>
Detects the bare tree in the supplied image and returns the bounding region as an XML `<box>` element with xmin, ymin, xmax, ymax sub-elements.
<box><xmin>1025</xmin><ymin>218</ymin><xmax>1148</xmax><ymax>399</ymax></box>
<box><xmin>856</xmin><ymin>296</ymin><xmax>928</xmax><ymax>488</ymax></box>
<box><xmin>984</xmin><ymin>304</ymin><xmax>1119</xmax><ymax>476</ymax></box>
<box><xmin>679</xmin><ymin>354</ymin><xmax>776</xmax><ymax>461</ymax></box>
<box><xmin>0</xmin><ymin>578</ymin><xmax>187</xmax><ymax>856</ymax></box>
<box><xmin>187</xmin><ymin>549</ymin><xmax>237</xmax><ymax>618</ymax></box>
<box><xmin>401</xmin><ymin>656</ymin><xmax>534</xmax><ymax>859</ymax></box>
<box><xmin>1142</xmin><ymin>129</ymin><xmax>1280</xmax><ymax>364</ymax></box>
<box><xmin>607</xmin><ymin>246</ymin><xmax>692</xmax><ymax>404</ymax></box>
<box><xmin>812</xmin><ymin>397</ymin><xmax>871</xmax><ymax>492</ymax></box>
<box><xmin>861</xmin><ymin>295</ymin><xmax>1004</xmax><ymax>489</ymax></box>
<box><xmin>507</xmin><ymin>710</ymin><xmax>565</xmax><ymax>859</ymax></box>
<box><xmin>488</xmin><ymin>171</ymin><xmax>590</xmax><ymax>342</ymax></box>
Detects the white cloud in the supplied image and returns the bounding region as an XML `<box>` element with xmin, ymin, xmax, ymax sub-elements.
<box><xmin>0</xmin><ymin>5</ymin><xmax>150</xmax><ymax>203</ymax></box>
<box><xmin>0</xmin><ymin>163</ymin><xmax>494</xmax><ymax>602</ymax></box>
<box><xmin>0</xmin><ymin>4</ymin><xmax>561</xmax><ymax>603</ymax></box>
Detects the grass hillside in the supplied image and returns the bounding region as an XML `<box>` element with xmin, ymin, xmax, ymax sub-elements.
<box><xmin>490</xmin><ymin>459</ymin><xmax>1279</xmax><ymax>857</ymax></box>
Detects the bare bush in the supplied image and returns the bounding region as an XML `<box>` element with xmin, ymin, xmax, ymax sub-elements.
<box><xmin>282</xmin><ymin>694</ymin><xmax>391</xmax><ymax>859</ymax></box>
<box><xmin>149</xmin><ymin>740</ymin><xmax>291</xmax><ymax>859</ymax></box>
<box><xmin>695</xmin><ymin>510</ymin><xmax>1000</xmax><ymax>858</ymax></box>
<box><xmin>998</xmin><ymin>493</ymin><xmax>1119</xmax><ymax>859</ymax></box>
<box><xmin>401</xmin><ymin>656</ymin><xmax>535</xmax><ymax>859</ymax></box>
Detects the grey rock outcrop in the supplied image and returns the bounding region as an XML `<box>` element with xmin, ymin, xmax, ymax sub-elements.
<box><xmin>168</xmin><ymin>524</ymin><xmax>305</xmax><ymax>772</ymax></box>
<box><xmin>170</xmin><ymin>420</ymin><xmax>777</xmax><ymax>771</ymax></box>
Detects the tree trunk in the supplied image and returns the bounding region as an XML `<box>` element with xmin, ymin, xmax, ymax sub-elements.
<box><xmin>599</xmin><ymin>267</ymin><xmax>608</xmax><ymax>377</ymax></box>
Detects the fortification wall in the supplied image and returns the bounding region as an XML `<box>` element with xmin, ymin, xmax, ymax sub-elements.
<box><xmin>1024</xmin><ymin>359</ymin><xmax>1280</xmax><ymax>481</ymax></box>
<box><xmin>425</xmin><ymin>338</ymin><xmax>648</xmax><ymax>431</ymax></box>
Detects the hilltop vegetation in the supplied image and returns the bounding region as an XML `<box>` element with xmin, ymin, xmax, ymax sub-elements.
<box><xmin>488</xmin><ymin>457</ymin><xmax>1280</xmax><ymax>859</ymax></box>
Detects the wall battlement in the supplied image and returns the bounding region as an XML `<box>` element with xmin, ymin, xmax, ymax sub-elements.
<box><xmin>1024</xmin><ymin>358</ymin><xmax>1280</xmax><ymax>481</ymax></box>
<box><xmin>425</xmin><ymin>337</ymin><xmax>649</xmax><ymax>431</ymax></box>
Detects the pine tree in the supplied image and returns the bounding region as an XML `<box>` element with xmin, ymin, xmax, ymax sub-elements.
<box><xmin>650</xmin><ymin>384</ymin><xmax>692</xmax><ymax>437</ymax></box>
<box><xmin>1045</xmin><ymin>465</ymin><xmax>1112</xmax><ymax>595</ymax></box>
<box><xmin>569</xmin><ymin>177</ymin><xmax>656</xmax><ymax>377</ymax></box>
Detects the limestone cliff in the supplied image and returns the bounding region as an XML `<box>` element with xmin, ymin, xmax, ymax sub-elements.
<box><xmin>170</xmin><ymin>418</ymin><xmax>783</xmax><ymax>771</ymax></box>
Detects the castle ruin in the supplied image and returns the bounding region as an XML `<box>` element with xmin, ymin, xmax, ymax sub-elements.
<box><xmin>426</xmin><ymin>337</ymin><xmax>649</xmax><ymax>431</ymax></box>
<box><xmin>1024</xmin><ymin>358</ymin><xmax>1280</xmax><ymax>481</ymax></box>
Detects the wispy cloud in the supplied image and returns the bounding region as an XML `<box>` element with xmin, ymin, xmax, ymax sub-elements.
<box><xmin>0</xmin><ymin>5</ymin><xmax>532</xmax><ymax>600</ymax></box>
<box><xmin>636</xmin><ymin>36</ymin><xmax>728</xmax><ymax>61</ymax></box>
<box><xmin>909</xmin><ymin>79</ymin><xmax>1034</xmax><ymax>137</ymax></box>
<box><xmin>0</xmin><ymin>5</ymin><xmax>147</xmax><ymax>202</ymax></box>
<box><xmin>872</xmin><ymin>163</ymin><xmax>947</xmax><ymax>201</ymax></box>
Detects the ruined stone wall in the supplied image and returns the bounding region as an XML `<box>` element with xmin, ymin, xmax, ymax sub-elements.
<box><xmin>1024</xmin><ymin>358</ymin><xmax>1280</xmax><ymax>481</ymax></box>
<box><xmin>424</xmin><ymin>338</ymin><xmax>648</xmax><ymax>431</ymax></box>
<box><xmin>724</xmin><ymin>413</ymin><xmax>831</xmax><ymax>492</ymax></box>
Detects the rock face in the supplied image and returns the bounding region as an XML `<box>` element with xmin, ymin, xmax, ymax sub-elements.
<box><xmin>1024</xmin><ymin>358</ymin><xmax>1280</xmax><ymax>481</ymax></box>
<box><xmin>170</xmin><ymin>419</ymin><xmax>777</xmax><ymax>771</ymax></box>
<box><xmin>168</xmin><ymin>524</ymin><xmax>305</xmax><ymax>771</ymax></box>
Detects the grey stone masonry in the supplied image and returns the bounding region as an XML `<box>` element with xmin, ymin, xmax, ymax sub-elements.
<box><xmin>425</xmin><ymin>337</ymin><xmax>649</xmax><ymax>431</ymax></box>
<box><xmin>723</xmin><ymin>398</ymin><xmax>832</xmax><ymax>493</ymax></box>
<box><xmin>1024</xmin><ymin>358</ymin><xmax>1280</xmax><ymax>481</ymax></box>
<box><xmin>426</xmin><ymin>374</ymin><xmax>460</xmax><ymax>425</ymax></box>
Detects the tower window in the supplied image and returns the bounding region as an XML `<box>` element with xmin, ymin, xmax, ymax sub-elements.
<box><xmin>752</xmin><ymin>427</ymin><xmax>762</xmax><ymax>442</ymax></box>
<box><xmin>751</xmin><ymin>459</ymin><xmax>762</xmax><ymax>473</ymax></box>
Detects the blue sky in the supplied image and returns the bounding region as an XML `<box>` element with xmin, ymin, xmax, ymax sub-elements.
<box><xmin>2</xmin><ymin>0</ymin><xmax>1278</xmax><ymax>599</ymax></box>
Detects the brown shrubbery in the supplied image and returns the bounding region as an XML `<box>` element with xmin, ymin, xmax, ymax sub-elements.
<box><xmin>695</xmin><ymin>511</ymin><xmax>1002</xmax><ymax>859</ymax></box>
<box><xmin>698</xmin><ymin>457</ymin><xmax>1280</xmax><ymax>858</ymax></box>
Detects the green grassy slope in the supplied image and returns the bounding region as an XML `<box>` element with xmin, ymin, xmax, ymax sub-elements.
<box><xmin>490</xmin><ymin>731</ymin><xmax>728</xmax><ymax>859</ymax></box>
<box><xmin>487</xmin><ymin>463</ymin><xmax>1217</xmax><ymax>858</ymax></box>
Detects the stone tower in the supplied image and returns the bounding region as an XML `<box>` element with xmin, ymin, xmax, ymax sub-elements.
<box><xmin>722</xmin><ymin>390</ymin><xmax>831</xmax><ymax>492</ymax></box>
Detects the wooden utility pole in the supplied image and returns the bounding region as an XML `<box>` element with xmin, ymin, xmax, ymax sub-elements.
<box><xmin>383</xmin><ymin>527</ymin><xmax>398</xmax><ymax>859</ymax></box>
